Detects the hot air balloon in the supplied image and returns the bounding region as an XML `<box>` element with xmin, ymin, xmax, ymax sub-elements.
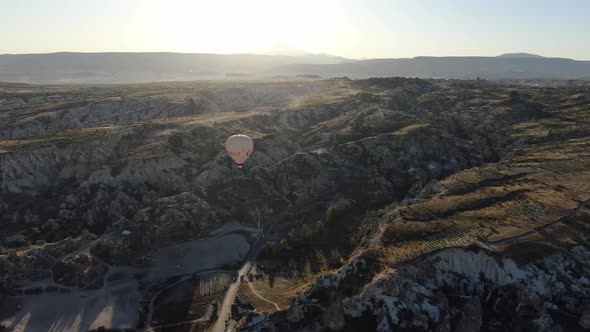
<box><xmin>225</xmin><ymin>134</ymin><xmax>253</xmax><ymax>169</ymax></box>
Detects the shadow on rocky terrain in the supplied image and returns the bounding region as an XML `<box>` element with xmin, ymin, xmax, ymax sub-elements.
<box><xmin>1</xmin><ymin>77</ymin><xmax>590</xmax><ymax>331</ymax></box>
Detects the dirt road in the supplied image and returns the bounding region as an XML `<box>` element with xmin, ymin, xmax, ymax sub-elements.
<box><xmin>211</xmin><ymin>235</ymin><xmax>266</xmax><ymax>332</ymax></box>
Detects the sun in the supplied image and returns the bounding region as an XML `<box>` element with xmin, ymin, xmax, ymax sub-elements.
<box><xmin>136</xmin><ymin>0</ymin><xmax>337</xmax><ymax>54</ymax></box>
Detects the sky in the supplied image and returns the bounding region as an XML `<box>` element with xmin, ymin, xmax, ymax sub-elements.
<box><xmin>1</xmin><ymin>0</ymin><xmax>589</xmax><ymax>60</ymax></box>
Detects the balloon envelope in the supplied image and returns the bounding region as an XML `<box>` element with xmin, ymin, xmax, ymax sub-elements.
<box><xmin>225</xmin><ymin>134</ymin><xmax>253</xmax><ymax>168</ymax></box>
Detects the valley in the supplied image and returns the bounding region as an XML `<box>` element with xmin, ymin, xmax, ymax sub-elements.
<box><xmin>1</xmin><ymin>77</ymin><xmax>589</xmax><ymax>331</ymax></box>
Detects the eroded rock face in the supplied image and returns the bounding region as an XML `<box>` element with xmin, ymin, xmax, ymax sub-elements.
<box><xmin>580</xmin><ymin>303</ymin><xmax>590</xmax><ymax>329</ymax></box>
<box><xmin>133</xmin><ymin>191</ymin><xmax>212</xmax><ymax>244</ymax></box>
<box><xmin>323</xmin><ymin>299</ymin><xmax>346</xmax><ymax>330</ymax></box>
<box><xmin>1</xmin><ymin>78</ymin><xmax>522</xmax><ymax>252</ymax></box>
<box><xmin>287</xmin><ymin>300</ymin><xmax>305</xmax><ymax>323</ymax></box>
<box><xmin>0</xmin><ymin>236</ymin><xmax>86</xmax><ymax>289</ymax></box>
<box><xmin>266</xmin><ymin>246</ymin><xmax>590</xmax><ymax>331</ymax></box>
<box><xmin>89</xmin><ymin>191</ymin><xmax>215</xmax><ymax>265</ymax></box>
<box><xmin>3</xmin><ymin>78</ymin><xmax>586</xmax><ymax>326</ymax></box>
<box><xmin>52</xmin><ymin>253</ymin><xmax>108</xmax><ymax>290</ymax></box>
<box><xmin>454</xmin><ymin>296</ymin><xmax>482</xmax><ymax>332</ymax></box>
<box><xmin>0</xmin><ymin>92</ymin><xmax>245</xmax><ymax>141</ymax></box>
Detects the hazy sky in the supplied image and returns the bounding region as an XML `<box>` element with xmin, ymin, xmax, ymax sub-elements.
<box><xmin>2</xmin><ymin>0</ymin><xmax>589</xmax><ymax>59</ymax></box>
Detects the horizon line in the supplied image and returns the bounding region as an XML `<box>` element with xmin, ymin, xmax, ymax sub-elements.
<box><xmin>0</xmin><ymin>51</ymin><xmax>588</xmax><ymax>61</ymax></box>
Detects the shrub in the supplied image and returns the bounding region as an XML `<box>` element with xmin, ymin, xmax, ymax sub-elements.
<box><xmin>279</xmin><ymin>239</ymin><xmax>289</xmax><ymax>250</ymax></box>
<box><xmin>356</xmin><ymin>92</ymin><xmax>378</xmax><ymax>103</ymax></box>
<box><xmin>328</xmin><ymin>249</ymin><xmax>342</xmax><ymax>268</ymax></box>
<box><xmin>326</xmin><ymin>205</ymin><xmax>338</xmax><ymax>225</ymax></box>
<box><xmin>303</xmin><ymin>260</ymin><xmax>313</xmax><ymax>278</ymax></box>
<box><xmin>315</xmin><ymin>220</ymin><xmax>326</xmax><ymax>234</ymax></box>
<box><xmin>136</xmin><ymin>307</ymin><xmax>147</xmax><ymax>329</ymax></box>
<box><xmin>301</xmin><ymin>224</ymin><xmax>312</xmax><ymax>240</ymax></box>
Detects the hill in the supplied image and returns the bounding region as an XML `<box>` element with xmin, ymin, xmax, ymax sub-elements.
<box><xmin>0</xmin><ymin>52</ymin><xmax>350</xmax><ymax>84</ymax></box>
<box><xmin>497</xmin><ymin>52</ymin><xmax>546</xmax><ymax>58</ymax></box>
<box><xmin>273</xmin><ymin>56</ymin><xmax>590</xmax><ymax>80</ymax></box>
<box><xmin>2</xmin><ymin>52</ymin><xmax>590</xmax><ymax>84</ymax></box>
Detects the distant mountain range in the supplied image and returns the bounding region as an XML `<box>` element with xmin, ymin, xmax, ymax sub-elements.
<box><xmin>496</xmin><ymin>53</ymin><xmax>547</xmax><ymax>58</ymax></box>
<box><xmin>273</xmin><ymin>54</ymin><xmax>590</xmax><ymax>80</ymax></box>
<box><xmin>0</xmin><ymin>52</ymin><xmax>351</xmax><ymax>84</ymax></box>
<box><xmin>0</xmin><ymin>52</ymin><xmax>589</xmax><ymax>84</ymax></box>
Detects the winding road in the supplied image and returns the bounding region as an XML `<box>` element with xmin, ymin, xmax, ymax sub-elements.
<box><xmin>211</xmin><ymin>234</ymin><xmax>266</xmax><ymax>332</ymax></box>
<box><xmin>245</xmin><ymin>266</ymin><xmax>281</xmax><ymax>311</ymax></box>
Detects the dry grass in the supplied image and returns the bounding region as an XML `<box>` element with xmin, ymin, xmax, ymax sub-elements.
<box><xmin>372</xmin><ymin>114</ymin><xmax>590</xmax><ymax>268</ymax></box>
<box><xmin>238</xmin><ymin>276</ymin><xmax>301</xmax><ymax>312</ymax></box>
<box><xmin>0</xmin><ymin>128</ymin><xmax>108</xmax><ymax>154</ymax></box>
<box><xmin>128</xmin><ymin>142</ymin><xmax>169</xmax><ymax>160</ymax></box>
<box><xmin>390</xmin><ymin>123</ymin><xmax>430</xmax><ymax>136</ymax></box>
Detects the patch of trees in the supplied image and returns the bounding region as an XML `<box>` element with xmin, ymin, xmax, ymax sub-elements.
<box><xmin>355</xmin><ymin>92</ymin><xmax>379</xmax><ymax>103</ymax></box>
<box><xmin>261</xmin><ymin>204</ymin><xmax>349</xmax><ymax>278</ymax></box>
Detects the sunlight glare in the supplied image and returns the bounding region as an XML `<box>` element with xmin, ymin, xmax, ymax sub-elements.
<box><xmin>138</xmin><ymin>0</ymin><xmax>341</xmax><ymax>54</ymax></box>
